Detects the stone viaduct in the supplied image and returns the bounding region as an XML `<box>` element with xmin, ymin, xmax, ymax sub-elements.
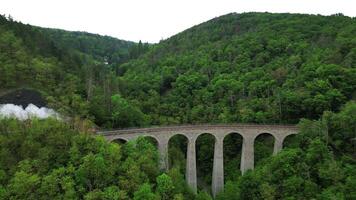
<box><xmin>98</xmin><ymin>124</ymin><xmax>298</xmax><ymax>197</ymax></box>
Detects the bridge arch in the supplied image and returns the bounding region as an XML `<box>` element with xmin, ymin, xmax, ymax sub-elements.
<box><xmin>196</xmin><ymin>132</ymin><xmax>216</xmax><ymax>193</ymax></box>
<box><xmin>167</xmin><ymin>133</ymin><xmax>190</xmax><ymax>143</ymax></box>
<box><xmin>141</xmin><ymin>135</ymin><xmax>160</xmax><ymax>147</ymax></box>
<box><xmin>196</xmin><ymin>132</ymin><xmax>219</xmax><ymax>141</ymax></box>
<box><xmin>112</xmin><ymin>138</ymin><xmax>128</xmax><ymax>145</ymax></box>
<box><xmin>222</xmin><ymin>131</ymin><xmax>245</xmax><ymax>141</ymax></box>
<box><xmin>253</xmin><ymin>131</ymin><xmax>278</xmax><ymax>141</ymax></box>
<box><xmin>223</xmin><ymin>132</ymin><xmax>244</xmax><ymax>180</ymax></box>
<box><xmin>109</xmin><ymin>136</ymin><xmax>129</xmax><ymax>143</ymax></box>
<box><xmin>168</xmin><ymin>133</ymin><xmax>189</xmax><ymax>170</ymax></box>
<box><xmin>282</xmin><ymin>133</ymin><xmax>298</xmax><ymax>149</ymax></box>
<box><xmin>254</xmin><ymin>132</ymin><xmax>276</xmax><ymax>165</ymax></box>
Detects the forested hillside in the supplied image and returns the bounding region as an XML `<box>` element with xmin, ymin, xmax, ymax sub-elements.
<box><xmin>0</xmin><ymin>14</ymin><xmax>148</xmax><ymax>126</ymax></box>
<box><xmin>0</xmin><ymin>12</ymin><xmax>355</xmax><ymax>199</ymax></box>
<box><xmin>41</xmin><ymin>28</ymin><xmax>133</xmax><ymax>64</ymax></box>
<box><xmin>116</xmin><ymin>13</ymin><xmax>355</xmax><ymax>127</ymax></box>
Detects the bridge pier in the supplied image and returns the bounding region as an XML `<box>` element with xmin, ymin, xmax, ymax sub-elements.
<box><xmin>186</xmin><ymin>136</ymin><xmax>197</xmax><ymax>193</ymax></box>
<box><xmin>273</xmin><ymin>137</ymin><xmax>284</xmax><ymax>155</ymax></box>
<box><xmin>212</xmin><ymin>137</ymin><xmax>224</xmax><ymax>198</ymax></box>
<box><xmin>240</xmin><ymin>137</ymin><xmax>254</xmax><ymax>174</ymax></box>
<box><xmin>158</xmin><ymin>139</ymin><xmax>169</xmax><ymax>171</ymax></box>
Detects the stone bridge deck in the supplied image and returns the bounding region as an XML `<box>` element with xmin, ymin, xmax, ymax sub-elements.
<box><xmin>98</xmin><ymin>124</ymin><xmax>298</xmax><ymax>197</ymax></box>
<box><xmin>98</xmin><ymin>124</ymin><xmax>298</xmax><ymax>140</ymax></box>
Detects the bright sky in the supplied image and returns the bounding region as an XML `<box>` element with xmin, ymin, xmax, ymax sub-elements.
<box><xmin>1</xmin><ymin>0</ymin><xmax>355</xmax><ymax>43</ymax></box>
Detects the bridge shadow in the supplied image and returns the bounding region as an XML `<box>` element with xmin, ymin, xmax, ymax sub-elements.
<box><xmin>254</xmin><ymin>133</ymin><xmax>275</xmax><ymax>166</ymax></box>
<box><xmin>223</xmin><ymin>133</ymin><xmax>243</xmax><ymax>181</ymax></box>
<box><xmin>196</xmin><ymin>133</ymin><xmax>215</xmax><ymax>194</ymax></box>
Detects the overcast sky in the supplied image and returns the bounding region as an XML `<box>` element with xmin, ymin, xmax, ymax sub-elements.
<box><xmin>1</xmin><ymin>0</ymin><xmax>355</xmax><ymax>43</ymax></box>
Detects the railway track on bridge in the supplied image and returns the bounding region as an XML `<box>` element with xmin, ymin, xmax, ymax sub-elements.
<box><xmin>97</xmin><ymin>124</ymin><xmax>298</xmax><ymax>135</ymax></box>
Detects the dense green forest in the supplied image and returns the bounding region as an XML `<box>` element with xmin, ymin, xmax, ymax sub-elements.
<box><xmin>0</xmin><ymin>14</ymin><xmax>148</xmax><ymax>126</ymax></box>
<box><xmin>0</xmin><ymin>118</ymin><xmax>195</xmax><ymax>199</ymax></box>
<box><xmin>0</xmin><ymin>12</ymin><xmax>355</xmax><ymax>199</ymax></box>
<box><xmin>117</xmin><ymin>12</ymin><xmax>355</xmax><ymax>126</ymax></box>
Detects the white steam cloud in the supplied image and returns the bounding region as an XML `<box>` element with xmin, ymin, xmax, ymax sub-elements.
<box><xmin>0</xmin><ymin>104</ymin><xmax>60</xmax><ymax>120</ymax></box>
